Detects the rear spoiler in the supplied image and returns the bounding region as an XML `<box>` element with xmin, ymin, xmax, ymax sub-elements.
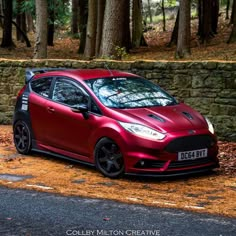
<box><xmin>25</xmin><ymin>68</ymin><xmax>67</xmax><ymax>84</ymax></box>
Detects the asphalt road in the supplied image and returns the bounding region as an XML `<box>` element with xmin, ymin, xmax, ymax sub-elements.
<box><xmin>0</xmin><ymin>187</ymin><xmax>235</xmax><ymax>236</ymax></box>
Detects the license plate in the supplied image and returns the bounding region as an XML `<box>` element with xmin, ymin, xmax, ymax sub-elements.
<box><xmin>178</xmin><ymin>148</ymin><xmax>208</xmax><ymax>161</ymax></box>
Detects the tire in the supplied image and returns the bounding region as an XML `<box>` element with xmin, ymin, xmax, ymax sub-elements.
<box><xmin>95</xmin><ymin>138</ymin><xmax>125</xmax><ymax>178</ymax></box>
<box><xmin>13</xmin><ymin>120</ymin><xmax>32</xmax><ymax>154</ymax></box>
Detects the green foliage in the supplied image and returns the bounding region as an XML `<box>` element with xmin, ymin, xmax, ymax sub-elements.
<box><xmin>166</xmin><ymin>0</ymin><xmax>177</xmax><ymax>7</ymax></box>
<box><xmin>114</xmin><ymin>46</ymin><xmax>128</xmax><ymax>60</ymax></box>
<box><xmin>20</xmin><ymin>0</ymin><xmax>35</xmax><ymax>15</ymax></box>
<box><xmin>14</xmin><ymin>0</ymin><xmax>71</xmax><ymax>29</ymax></box>
<box><xmin>53</xmin><ymin>0</ymin><xmax>71</xmax><ymax>29</ymax></box>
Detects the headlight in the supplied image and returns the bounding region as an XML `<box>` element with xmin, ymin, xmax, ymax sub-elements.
<box><xmin>118</xmin><ymin>121</ymin><xmax>166</xmax><ymax>140</ymax></box>
<box><xmin>205</xmin><ymin>117</ymin><xmax>214</xmax><ymax>134</ymax></box>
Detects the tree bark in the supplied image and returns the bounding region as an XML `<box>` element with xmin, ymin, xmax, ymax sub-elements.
<box><xmin>99</xmin><ymin>0</ymin><xmax>130</xmax><ymax>58</ymax></box>
<box><xmin>168</xmin><ymin>9</ymin><xmax>179</xmax><ymax>46</ymax></box>
<box><xmin>122</xmin><ymin>0</ymin><xmax>131</xmax><ymax>51</ymax></box>
<box><xmin>226</xmin><ymin>0</ymin><xmax>230</xmax><ymax>20</ymax></box>
<box><xmin>161</xmin><ymin>0</ymin><xmax>166</xmax><ymax>31</ymax></box>
<box><xmin>95</xmin><ymin>0</ymin><xmax>105</xmax><ymax>56</ymax></box>
<box><xmin>132</xmin><ymin>0</ymin><xmax>143</xmax><ymax>48</ymax></box>
<box><xmin>176</xmin><ymin>0</ymin><xmax>191</xmax><ymax>59</ymax></box>
<box><xmin>147</xmin><ymin>0</ymin><xmax>152</xmax><ymax>23</ymax></box>
<box><xmin>47</xmin><ymin>0</ymin><xmax>55</xmax><ymax>46</ymax></box>
<box><xmin>34</xmin><ymin>0</ymin><xmax>48</xmax><ymax>59</ymax></box>
<box><xmin>78</xmin><ymin>0</ymin><xmax>88</xmax><ymax>54</ymax></box>
<box><xmin>228</xmin><ymin>0</ymin><xmax>236</xmax><ymax>43</ymax></box>
<box><xmin>1</xmin><ymin>0</ymin><xmax>14</xmax><ymax>48</ymax></box>
<box><xmin>71</xmin><ymin>0</ymin><xmax>79</xmax><ymax>34</ymax></box>
<box><xmin>212</xmin><ymin>0</ymin><xmax>219</xmax><ymax>34</ymax></box>
<box><xmin>26</xmin><ymin>13</ymin><xmax>34</xmax><ymax>32</ymax></box>
<box><xmin>0</xmin><ymin>0</ymin><xmax>3</xmax><ymax>27</ymax></box>
<box><xmin>84</xmin><ymin>0</ymin><xmax>97</xmax><ymax>59</ymax></box>
<box><xmin>198</xmin><ymin>0</ymin><xmax>213</xmax><ymax>44</ymax></box>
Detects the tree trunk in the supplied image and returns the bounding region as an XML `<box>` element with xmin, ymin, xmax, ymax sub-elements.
<box><xmin>78</xmin><ymin>0</ymin><xmax>88</xmax><ymax>54</ymax></box>
<box><xmin>71</xmin><ymin>0</ymin><xmax>79</xmax><ymax>34</ymax></box>
<box><xmin>34</xmin><ymin>0</ymin><xmax>48</xmax><ymax>59</ymax></box>
<box><xmin>16</xmin><ymin>0</ymin><xmax>21</xmax><ymax>41</ymax></box>
<box><xmin>84</xmin><ymin>0</ymin><xmax>97</xmax><ymax>59</ymax></box>
<box><xmin>122</xmin><ymin>0</ymin><xmax>131</xmax><ymax>51</ymax></box>
<box><xmin>168</xmin><ymin>9</ymin><xmax>179</xmax><ymax>46</ymax></box>
<box><xmin>132</xmin><ymin>0</ymin><xmax>143</xmax><ymax>48</ymax></box>
<box><xmin>26</xmin><ymin>13</ymin><xmax>34</xmax><ymax>32</ymax></box>
<box><xmin>228</xmin><ymin>0</ymin><xmax>236</xmax><ymax>43</ymax></box>
<box><xmin>0</xmin><ymin>0</ymin><xmax>3</xmax><ymax>27</ymax></box>
<box><xmin>176</xmin><ymin>0</ymin><xmax>191</xmax><ymax>59</ymax></box>
<box><xmin>198</xmin><ymin>0</ymin><xmax>213</xmax><ymax>44</ymax></box>
<box><xmin>147</xmin><ymin>0</ymin><xmax>152</xmax><ymax>23</ymax></box>
<box><xmin>212</xmin><ymin>0</ymin><xmax>219</xmax><ymax>34</ymax></box>
<box><xmin>1</xmin><ymin>0</ymin><xmax>14</xmax><ymax>48</ymax></box>
<box><xmin>161</xmin><ymin>0</ymin><xmax>166</xmax><ymax>31</ymax></box>
<box><xmin>226</xmin><ymin>0</ymin><xmax>230</xmax><ymax>20</ymax></box>
<box><xmin>47</xmin><ymin>0</ymin><xmax>55</xmax><ymax>46</ymax></box>
<box><xmin>16</xmin><ymin>0</ymin><xmax>27</xmax><ymax>42</ymax></box>
<box><xmin>95</xmin><ymin>0</ymin><xmax>105</xmax><ymax>56</ymax></box>
<box><xmin>99</xmin><ymin>0</ymin><xmax>130</xmax><ymax>58</ymax></box>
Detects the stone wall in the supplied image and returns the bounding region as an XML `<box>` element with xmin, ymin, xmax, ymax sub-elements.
<box><xmin>0</xmin><ymin>59</ymin><xmax>235</xmax><ymax>141</ymax></box>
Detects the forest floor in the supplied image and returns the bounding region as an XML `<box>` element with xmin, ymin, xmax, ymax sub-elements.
<box><xmin>0</xmin><ymin>14</ymin><xmax>236</xmax><ymax>61</ymax></box>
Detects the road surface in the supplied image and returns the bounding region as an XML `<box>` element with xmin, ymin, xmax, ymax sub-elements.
<box><xmin>0</xmin><ymin>187</ymin><xmax>235</xmax><ymax>236</ymax></box>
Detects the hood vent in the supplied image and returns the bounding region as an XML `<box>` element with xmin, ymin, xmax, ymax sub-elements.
<box><xmin>148</xmin><ymin>114</ymin><xmax>165</xmax><ymax>123</ymax></box>
<box><xmin>182</xmin><ymin>111</ymin><xmax>194</xmax><ymax>120</ymax></box>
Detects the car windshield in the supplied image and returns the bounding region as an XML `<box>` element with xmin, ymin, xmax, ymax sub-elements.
<box><xmin>85</xmin><ymin>77</ymin><xmax>178</xmax><ymax>109</ymax></box>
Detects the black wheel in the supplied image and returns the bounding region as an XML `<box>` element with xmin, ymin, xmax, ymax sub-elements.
<box><xmin>95</xmin><ymin>138</ymin><xmax>125</xmax><ymax>178</ymax></box>
<box><xmin>13</xmin><ymin>120</ymin><xmax>32</xmax><ymax>154</ymax></box>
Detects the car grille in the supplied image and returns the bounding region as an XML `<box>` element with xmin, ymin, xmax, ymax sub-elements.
<box><xmin>135</xmin><ymin>157</ymin><xmax>217</xmax><ymax>169</ymax></box>
<box><xmin>168</xmin><ymin>157</ymin><xmax>215</xmax><ymax>169</ymax></box>
<box><xmin>165</xmin><ymin>135</ymin><xmax>216</xmax><ymax>153</ymax></box>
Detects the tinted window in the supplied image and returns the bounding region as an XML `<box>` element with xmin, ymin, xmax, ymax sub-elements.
<box><xmin>31</xmin><ymin>77</ymin><xmax>53</xmax><ymax>98</ymax></box>
<box><xmin>85</xmin><ymin>77</ymin><xmax>177</xmax><ymax>109</ymax></box>
<box><xmin>52</xmin><ymin>79</ymin><xmax>88</xmax><ymax>106</ymax></box>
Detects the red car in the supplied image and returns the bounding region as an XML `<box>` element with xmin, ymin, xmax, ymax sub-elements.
<box><xmin>13</xmin><ymin>68</ymin><xmax>219</xmax><ymax>178</ymax></box>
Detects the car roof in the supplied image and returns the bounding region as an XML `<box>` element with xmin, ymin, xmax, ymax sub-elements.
<box><xmin>33</xmin><ymin>69</ymin><xmax>139</xmax><ymax>81</ymax></box>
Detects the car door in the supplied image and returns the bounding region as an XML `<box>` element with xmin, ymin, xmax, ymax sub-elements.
<box><xmin>42</xmin><ymin>77</ymin><xmax>98</xmax><ymax>159</ymax></box>
<box><xmin>29</xmin><ymin>76</ymin><xmax>54</xmax><ymax>143</ymax></box>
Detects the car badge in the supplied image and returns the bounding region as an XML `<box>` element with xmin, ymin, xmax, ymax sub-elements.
<box><xmin>188</xmin><ymin>130</ymin><xmax>196</xmax><ymax>134</ymax></box>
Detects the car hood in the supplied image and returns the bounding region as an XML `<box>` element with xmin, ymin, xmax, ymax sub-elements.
<box><xmin>114</xmin><ymin>103</ymin><xmax>207</xmax><ymax>133</ymax></box>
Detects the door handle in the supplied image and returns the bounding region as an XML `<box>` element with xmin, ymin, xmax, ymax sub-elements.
<box><xmin>47</xmin><ymin>107</ymin><xmax>55</xmax><ymax>113</ymax></box>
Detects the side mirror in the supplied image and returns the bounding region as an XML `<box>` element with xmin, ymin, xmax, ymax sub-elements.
<box><xmin>71</xmin><ymin>104</ymin><xmax>89</xmax><ymax>119</ymax></box>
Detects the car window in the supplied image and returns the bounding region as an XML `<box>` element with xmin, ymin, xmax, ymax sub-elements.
<box><xmin>31</xmin><ymin>77</ymin><xmax>53</xmax><ymax>98</ymax></box>
<box><xmin>86</xmin><ymin>77</ymin><xmax>177</xmax><ymax>109</ymax></box>
<box><xmin>52</xmin><ymin>79</ymin><xmax>88</xmax><ymax>107</ymax></box>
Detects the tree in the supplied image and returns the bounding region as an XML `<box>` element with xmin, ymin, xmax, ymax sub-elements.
<box><xmin>84</xmin><ymin>0</ymin><xmax>97</xmax><ymax>58</ymax></box>
<box><xmin>147</xmin><ymin>0</ymin><xmax>153</xmax><ymax>23</ymax></box>
<box><xmin>176</xmin><ymin>0</ymin><xmax>191</xmax><ymax>58</ymax></box>
<box><xmin>71</xmin><ymin>0</ymin><xmax>79</xmax><ymax>34</ymax></box>
<box><xmin>47</xmin><ymin>0</ymin><xmax>55</xmax><ymax>46</ymax></box>
<box><xmin>228</xmin><ymin>0</ymin><xmax>236</xmax><ymax>43</ymax></box>
<box><xmin>0</xmin><ymin>0</ymin><xmax>3</xmax><ymax>27</ymax></box>
<box><xmin>1</xmin><ymin>0</ymin><xmax>14</xmax><ymax>48</ymax></box>
<box><xmin>132</xmin><ymin>0</ymin><xmax>143</xmax><ymax>48</ymax></box>
<box><xmin>95</xmin><ymin>0</ymin><xmax>106</xmax><ymax>56</ymax></box>
<box><xmin>198</xmin><ymin>0</ymin><xmax>219</xmax><ymax>44</ymax></box>
<box><xmin>16</xmin><ymin>0</ymin><xmax>27</xmax><ymax>42</ymax></box>
<box><xmin>212</xmin><ymin>0</ymin><xmax>219</xmax><ymax>34</ymax></box>
<box><xmin>78</xmin><ymin>0</ymin><xmax>88</xmax><ymax>54</ymax></box>
<box><xmin>99</xmin><ymin>0</ymin><xmax>131</xmax><ymax>58</ymax></box>
<box><xmin>161</xmin><ymin>0</ymin><xmax>166</xmax><ymax>31</ymax></box>
<box><xmin>168</xmin><ymin>8</ymin><xmax>179</xmax><ymax>46</ymax></box>
<box><xmin>226</xmin><ymin>0</ymin><xmax>230</xmax><ymax>20</ymax></box>
<box><xmin>34</xmin><ymin>0</ymin><xmax>48</xmax><ymax>58</ymax></box>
